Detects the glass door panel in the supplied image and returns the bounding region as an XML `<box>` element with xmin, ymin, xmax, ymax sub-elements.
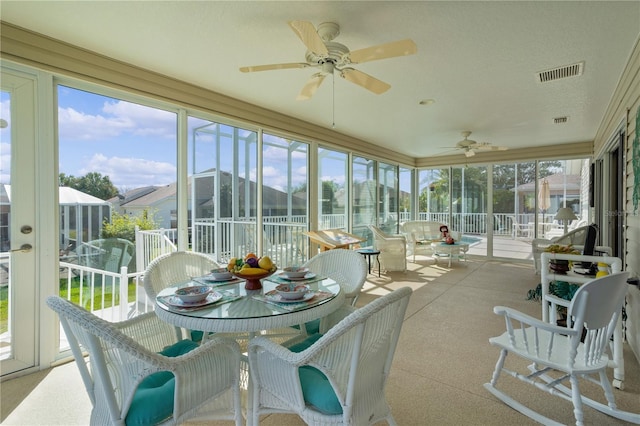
<box><xmin>1</xmin><ymin>71</ymin><xmax>37</xmax><ymax>376</ymax></box>
<box><xmin>452</xmin><ymin>165</ymin><xmax>487</xmax><ymax>256</ymax></box>
<box><xmin>352</xmin><ymin>156</ymin><xmax>376</xmax><ymax>245</ymax></box>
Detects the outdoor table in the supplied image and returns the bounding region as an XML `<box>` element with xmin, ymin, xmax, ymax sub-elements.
<box><xmin>155</xmin><ymin>274</ymin><xmax>344</xmax><ymax>426</ymax></box>
<box><xmin>155</xmin><ymin>274</ymin><xmax>343</xmax><ymax>334</ymax></box>
<box><xmin>430</xmin><ymin>241</ymin><xmax>469</xmax><ymax>267</ymax></box>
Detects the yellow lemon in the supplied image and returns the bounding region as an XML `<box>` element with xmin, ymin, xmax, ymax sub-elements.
<box><xmin>258</xmin><ymin>256</ymin><xmax>273</xmax><ymax>271</ymax></box>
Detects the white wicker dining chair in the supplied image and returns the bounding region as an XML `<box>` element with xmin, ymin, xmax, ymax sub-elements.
<box><xmin>303</xmin><ymin>248</ymin><xmax>368</xmax><ymax>307</ymax></box>
<box><xmin>46</xmin><ymin>295</ymin><xmax>243</xmax><ymax>426</ymax></box>
<box><xmin>143</xmin><ymin>251</ymin><xmax>219</xmax><ymax>300</ymax></box>
<box><xmin>484</xmin><ymin>272</ymin><xmax>640</xmax><ymax>425</ymax></box>
<box><xmin>294</xmin><ymin>248</ymin><xmax>369</xmax><ymax>336</ymax></box>
<box><xmin>247</xmin><ymin>286</ymin><xmax>412</xmax><ymax>425</ymax></box>
<box><xmin>144</xmin><ymin>251</ymin><xmax>219</xmax><ymax>341</ymax></box>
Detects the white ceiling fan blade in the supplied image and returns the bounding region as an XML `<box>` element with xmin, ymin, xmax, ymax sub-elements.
<box><xmin>339</xmin><ymin>68</ymin><xmax>390</xmax><ymax>95</ymax></box>
<box><xmin>288</xmin><ymin>20</ymin><xmax>329</xmax><ymax>56</ymax></box>
<box><xmin>297</xmin><ymin>73</ymin><xmax>326</xmax><ymax>100</ymax></box>
<box><xmin>349</xmin><ymin>39</ymin><xmax>417</xmax><ymax>64</ymax></box>
<box><xmin>239</xmin><ymin>63</ymin><xmax>310</xmax><ymax>73</ymax></box>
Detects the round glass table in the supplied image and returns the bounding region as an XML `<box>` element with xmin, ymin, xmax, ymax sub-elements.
<box><xmin>154</xmin><ymin>275</ymin><xmax>344</xmax><ymax>334</ymax></box>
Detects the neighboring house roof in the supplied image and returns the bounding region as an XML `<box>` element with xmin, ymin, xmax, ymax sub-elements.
<box><xmin>115</xmin><ymin>172</ymin><xmax>307</xmax><ymax>211</ymax></box>
<box><xmin>117</xmin><ymin>183</ymin><xmax>176</xmax><ymax>209</ymax></box>
<box><xmin>1</xmin><ymin>184</ymin><xmax>110</xmax><ymax>205</ymax></box>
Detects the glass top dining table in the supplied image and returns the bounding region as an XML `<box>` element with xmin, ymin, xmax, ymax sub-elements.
<box><xmin>154</xmin><ymin>274</ymin><xmax>344</xmax><ymax>334</ymax></box>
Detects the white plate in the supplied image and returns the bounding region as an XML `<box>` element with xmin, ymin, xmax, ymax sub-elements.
<box><xmin>200</xmin><ymin>274</ymin><xmax>235</xmax><ymax>282</ymax></box>
<box><xmin>265</xmin><ymin>291</ymin><xmax>315</xmax><ymax>304</ymax></box>
<box><xmin>163</xmin><ymin>291</ymin><xmax>223</xmax><ymax>308</ymax></box>
<box><xmin>277</xmin><ymin>272</ymin><xmax>316</xmax><ymax>281</ymax></box>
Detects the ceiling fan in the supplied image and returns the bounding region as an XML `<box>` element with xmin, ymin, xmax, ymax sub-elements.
<box><xmin>239</xmin><ymin>20</ymin><xmax>417</xmax><ymax>100</ymax></box>
<box><xmin>448</xmin><ymin>131</ymin><xmax>509</xmax><ymax>157</ymax></box>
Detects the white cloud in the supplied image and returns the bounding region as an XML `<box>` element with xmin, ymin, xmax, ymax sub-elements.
<box><xmin>58</xmin><ymin>100</ymin><xmax>175</xmax><ymax>141</ymax></box>
<box><xmin>79</xmin><ymin>153</ymin><xmax>176</xmax><ymax>188</ymax></box>
<box><xmin>0</xmin><ymin>142</ymin><xmax>10</xmax><ymax>183</ymax></box>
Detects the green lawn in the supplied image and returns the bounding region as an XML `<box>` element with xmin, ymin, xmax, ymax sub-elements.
<box><xmin>0</xmin><ymin>278</ymin><xmax>138</xmax><ymax>334</ymax></box>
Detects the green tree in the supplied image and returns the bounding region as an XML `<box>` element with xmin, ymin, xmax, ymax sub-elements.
<box><xmin>59</xmin><ymin>172</ymin><xmax>119</xmax><ymax>200</ymax></box>
<box><xmin>102</xmin><ymin>210</ymin><xmax>158</xmax><ymax>242</ymax></box>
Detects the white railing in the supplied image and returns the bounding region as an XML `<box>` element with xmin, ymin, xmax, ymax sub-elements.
<box><xmin>135</xmin><ymin>227</ymin><xmax>177</xmax><ymax>272</ymax></box>
<box><xmin>161</xmin><ymin>213</ymin><xmax>548</xmax><ymax>268</ymax></box>
<box><xmin>58</xmin><ymin>261</ymin><xmax>148</xmax><ymax>322</ymax></box>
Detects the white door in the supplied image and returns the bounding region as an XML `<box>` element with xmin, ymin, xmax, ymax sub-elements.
<box><xmin>0</xmin><ymin>70</ymin><xmax>38</xmax><ymax>376</ymax></box>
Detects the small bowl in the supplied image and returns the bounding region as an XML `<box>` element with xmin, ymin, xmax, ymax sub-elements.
<box><xmin>282</xmin><ymin>266</ymin><xmax>309</xmax><ymax>279</ymax></box>
<box><xmin>210</xmin><ymin>267</ymin><xmax>232</xmax><ymax>281</ymax></box>
<box><xmin>275</xmin><ymin>284</ymin><xmax>309</xmax><ymax>300</ymax></box>
<box><xmin>174</xmin><ymin>286</ymin><xmax>212</xmax><ymax>303</ymax></box>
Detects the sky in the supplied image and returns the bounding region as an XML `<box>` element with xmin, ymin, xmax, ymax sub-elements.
<box><xmin>56</xmin><ymin>85</ymin><xmax>313</xmax><ymax>192</ymax></box>
<box><xmin>1</xmin><ymin>84</ymin><xmax>409</xmax><ymax>195</ymax></box>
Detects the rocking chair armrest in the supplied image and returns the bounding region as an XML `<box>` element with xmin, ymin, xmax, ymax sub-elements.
<box><xmin>493</xmin><ymin>306</ymin><xmax>578</xmax><ymax>336</ymax></box>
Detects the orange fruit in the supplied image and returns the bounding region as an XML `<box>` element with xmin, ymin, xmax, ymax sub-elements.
<box><xmin>245</xmin><ymin>253</ymin><xmax>257</xmax><ymax>261</ymax></box>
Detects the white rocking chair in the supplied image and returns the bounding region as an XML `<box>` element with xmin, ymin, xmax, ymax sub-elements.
<box><xmin>484</xmin><ymin>272</ymin><xmax>640</xmax><ymax>425</ymax></box>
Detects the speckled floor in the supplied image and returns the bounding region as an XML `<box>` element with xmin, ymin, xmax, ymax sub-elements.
<box><xmin>2</xmin><ymin>257</ymin><xmax>638</xmax><ymax>425</ymax></box>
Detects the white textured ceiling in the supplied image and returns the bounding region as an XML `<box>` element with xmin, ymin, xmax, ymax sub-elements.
<box><xmin>2</xmin><ymin>1</ymin><xmax>640</xmax><ymax>159</ymax></box>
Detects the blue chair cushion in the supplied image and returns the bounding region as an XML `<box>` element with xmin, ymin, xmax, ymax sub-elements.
<box><xmin>291</xmin><ymin>318</ymin><xmax>321</xmax><ymax>335</ymax></box>
<box><xmin>125</xmin><ymin>339</ymin><xmax>199</xmax><ymax>425</ymax></box>
<box><xmin>299</xmin><ymin>366</ymin><xmax>343</xmax><ymax>415</ymax></box>
<box><xmin>287</xmin><ymin>333</ymin><xmax>323</xmax><ymax>353</ymax></box>
<box><xmin>286</xmin><ymin>333</ymin><xmax>343</xmax><ymax>415</ymax></box>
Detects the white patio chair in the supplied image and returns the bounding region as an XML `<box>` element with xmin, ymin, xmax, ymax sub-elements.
<box><xmin>46</xmin><ymin>295</ymin><xmax>243</xmax><ymax>426</ymax></box>
<box><xmin>295</xmin><ymin>248</ymin><xmax>368</xmax><ymax>335</ymax></box>
<box><xmin>531</xmin><ymin>223</ymin><xmax>600</xmax><ymax>273</ymax></box>
<box><xmin>368</xmin><ymin>225</ymin><xmax>407</xmax><ymax>272</ymax></box>
<box><xmin>143</xmin><ymin>251</ymin><xmax>220</xmax><ymax>342</ymax></box>
<box><xmin>484</xmin><ymin>272</ymin><xmax>640</xmax><ymax>425</ymax></box>
<box><xmin>303</xmin><ymin>248</ymin><xmax>368</xmax><ymax>307</ymax></box>
<box><xmin>247</xmin><ymin>286</ymin><xmax>412</xmax><ymax>425</ymax></box>
<box><xmin>143</xmin><ymin>251</ymin><xmax>219</xmax><ymax>300</ymax></box>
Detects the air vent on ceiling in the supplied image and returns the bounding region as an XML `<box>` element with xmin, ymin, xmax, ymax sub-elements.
<box><xmin>554</xmin><ymin>116</ymin><xmax>568</xmax><ymax>124</ymax></box>
<box><xmin>536</xmin><ymin>61</ymin><xmax>584</xmax><ymax>83</ymax></box>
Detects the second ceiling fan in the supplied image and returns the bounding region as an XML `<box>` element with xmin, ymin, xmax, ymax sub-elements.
<box><xmin>239</xmin><ymin>20</ymin><xmax>417</xmax><ymax>100</ymax></box>
<box><xmin>451</xmin><ymin>131</ymin><xmax>509</xmax><ymax>157</ymax></box>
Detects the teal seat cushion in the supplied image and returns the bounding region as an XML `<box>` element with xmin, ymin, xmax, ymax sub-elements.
<box><xmin>159</xmin><ymin>339</ymin><xmax>199</xmax><ymax>357</ymax></box>
<box><xmin>299</xmin><ymin>366</ymin><xmax>343</xmax><ymax>415</ymax></box>
<box><xmin>292</xmin><ymin>319</ymin><xmax>321</xmax><ymax>335</ymax></box>
<box><xmin>286</xmin><ymin>333</ymin><xmax>342</xmax><ymax>415</ymax></box>
<box><xmin>125</xmin><ymin>339</ymin><xmax>199</xmax><ymax>425</ymax></box>
<box><xmin>287</xmin><ymin>333</ymin><xmax>322</xmax><ymax>353</ymax></box>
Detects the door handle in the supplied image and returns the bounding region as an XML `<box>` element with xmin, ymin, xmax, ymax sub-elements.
<box><xmin>10</xmin><ymin>244</ymin><xmax>33</xmax><ymax>253</ymax></box>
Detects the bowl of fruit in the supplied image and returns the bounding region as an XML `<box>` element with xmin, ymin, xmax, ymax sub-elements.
<box><xmin>228</xmin><ymin>253</ymin><xmax>277</xmax><ymax>290</ymax></box>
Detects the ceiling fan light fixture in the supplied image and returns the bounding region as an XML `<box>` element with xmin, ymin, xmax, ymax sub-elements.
<box><xmin>240</xmin><ymin>20</ymin><xmax>416</xmax><ymax>100</ymax></box>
